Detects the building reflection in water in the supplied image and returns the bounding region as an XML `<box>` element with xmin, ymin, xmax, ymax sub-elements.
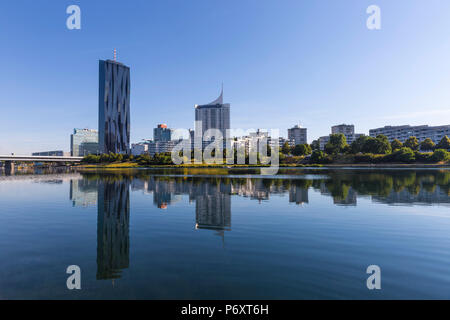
<box><xmin>68</xmin><ymin>170</ymin><xmax>450</xmax><ymax>280</ymax></box>
<box><xmin>195</xmin><ymin>183</ymin><xmax>231</xmax><ymax>240</ymax></box>
<box><xmin>96</xmin><ymin>178</ymin><xmax>130</xmax><ymax>280</ymax></box>
<box><xmin>70</xmin><ymin>179</ymin><xmax>99</xmax><ymax>207</ymax></box>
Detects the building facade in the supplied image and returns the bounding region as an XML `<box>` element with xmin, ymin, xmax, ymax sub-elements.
<box><xmin>288</xmin><ymin>125</ymin><xmax>307</xmax><ymax>146</ymax></box>
<box><xmin>153</xmin><ymin>124</ymin><xmax>173</xmax><ymax>142</ymax></box>
<box><xmin>194</xmin><ymin>89</ymin><xmax>230</xmax><ymax>141</ymax></box>
<box><xmin>32</xmin><ymin>150</ymin><xmax>70</xmax><ymax>156</ymax></box>
<box><xmin>131</xmin><ymin>143</ymin><xmax>148</xmax><ymax>156</ymax></box>
<box><xmin>98</xmin><ymin>59</ymin><xmax>131</xmax><ymax>154</ymax></box>
<box><xmin>332</xmin><ymin>124</ymin><xmax>361</xmax><ymax>145</ymax></box>
<box><xmin>369</xmin><ymin>125</ymin><xmax>450</xmax><ymax>144</ymax></box>
<box><xmin>70</xmin><ymin>128</ymin><xmax>99</xmax><ymax>156</ymax></box>
<box><xmin>319</xmin><ymin>124</ymin><xmax>364</xmax><ymax>150</ymax></box>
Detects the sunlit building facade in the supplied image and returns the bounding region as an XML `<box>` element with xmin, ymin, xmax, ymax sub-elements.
<box><xmin>70</xmin><ymin>128</ymin><xmax>99</xmax><ymax>156</ymax></box>
<box><xmin>98</xmin><ymin>59</ymin><xmax>131</xmax><ymax>154</ymax></box>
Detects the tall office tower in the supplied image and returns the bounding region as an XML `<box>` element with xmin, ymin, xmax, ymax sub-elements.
<box><xmin>288</xmin><ymin>125</ymin><xmax>308</xmax><ymax>146</ymax></box>
<box><xmin>194</xmin><ymin>88</ymin><xmax>230</xmax><ymax>141</ymax></box>
<box><xmin>98</xmin><ymin>59</ymin><xmax>131</xmax><ymax>154</ymax></box>
<box><xmin>153</xmin><ymin>124</ymin><xmax>173</xmax><ymax>142</ymax></box>
<box><xmin>70</xmin><ymin>128</ymin><xmax>99</xmax><ymax>156</ymax></box>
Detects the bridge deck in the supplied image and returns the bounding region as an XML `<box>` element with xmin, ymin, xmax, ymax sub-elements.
<box><xmin>0</xmin><ymin>155</ymin><xmax>83</xmax><ymax>162</ymax></box>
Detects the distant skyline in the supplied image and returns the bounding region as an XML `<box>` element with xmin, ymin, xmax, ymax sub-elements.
<box><xmin>1</xmin><ymin>0</ymin><xmax>450</xmax><ymax>154</ymax></box>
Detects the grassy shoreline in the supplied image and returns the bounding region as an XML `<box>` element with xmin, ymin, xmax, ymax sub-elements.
<box><xmin>74</xmin><ymin>162</ymin><xmax>450</xmax><ymax>170</ymax></box>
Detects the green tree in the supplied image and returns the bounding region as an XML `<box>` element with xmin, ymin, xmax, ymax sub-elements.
<box><xmin>281</xmin><ymin>142</ymin><xmax>291</xmax><ymax>155</ymax></box>
<box><xmin>432</xmin><ymin>149</ymin><xmax>450</xmax><ymax>162</ymax></box>
<box><xmin>82</xmin><ymin>154</ymin><xmax>100</xmax><ymax>163</ymax></box>
<box><xmin>393</xmin><ymin>147</ymin><xmax>415</xmax><ymax>163</ymax></box>
<box><xmin>310</xmin><ymin>140</ymin><xmax>320</xmax><ymax>151</ymax></box>
<box><xmin>292</xmin><ymin>144</ymin><xmax>312</xmax><ymax>156</ymax></box>
<box><xmin>350</xmin><ymin>135</ymin><xmax>369</xmax><ymax>154</ymax></box>
<box><xmin>100</xmin><ymin>153</ymin><xmax>110</xmax><ymax>163</ymax></box>
<box><xmin>325</xmin><ymin>134</ymin><xmax>347</xmax><ymax>154</ymax></box>
<box><xmin>310</xmin><ymin>150</ymin><xmax>330</xmax><ymax>164</ymax></box>
<box><xmin>359</xmin><ymin>135</ymin><xmax>391</xmax><ymax>154</ymax></box>
<box><xmin>420</xmin><ymin>138</ymin><xmax>435</xmax><ymax>151</ymax></box>
<box><xmin>375</xmin><ymin>135</ymin><xmax>392</xmax><ymax>154</ymax></box>
<box><xmin>391</xmin><ymin>139</ymin><xmax>403</xmax><ymax>151</ymax></box>
<box><xmin>436</xmin><ymin>136</ymin><xmax>450</xmax><ymax>150</ymax></box>
<box><xmin>404</xmin><ymin>136</ymin><xmax>419</xmax><ymax>151</ymax></box>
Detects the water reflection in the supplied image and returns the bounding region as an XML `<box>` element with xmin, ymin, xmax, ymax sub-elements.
<box><xmin>72</xmin><ymin>169</ymin><xmax>450</xmax><ymax>210</ymax></box>
<box><xmin>96</xmin><ymin>178</ymin><xmax>130</xmax><ymax>280</ymax></box>
<box><xmin>69</xmin><ymin>169</ymin><xmax>450</xmax><ymax>281</ymax></box>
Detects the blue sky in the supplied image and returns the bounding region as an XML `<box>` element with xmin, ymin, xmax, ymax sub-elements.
<box><xmin>0</xmin><ymin>0</ymin><xmax>449</xmax><ymax>154</ymax></box>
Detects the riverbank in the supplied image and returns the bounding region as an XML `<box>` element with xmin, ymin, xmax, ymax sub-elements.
<box><xmin>74</xmin><ymin>162</ymin><xmax>450</xmax><ymax>170</ymax></box>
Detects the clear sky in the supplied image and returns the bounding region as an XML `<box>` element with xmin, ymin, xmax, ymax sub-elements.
<box><xmin>1</xmin><ymin>0</ymin><xmax>449</xmax><ymax>154</ymax></box>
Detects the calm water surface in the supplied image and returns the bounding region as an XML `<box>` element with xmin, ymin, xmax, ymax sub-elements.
<box><xmin>0</xmin><ymin>168</ymin><xmax>449</xmax><ymax>299</ymax></box>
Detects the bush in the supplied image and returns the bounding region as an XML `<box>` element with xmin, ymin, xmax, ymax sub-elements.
<box><xmin>310</xmin><ymin>150</ymin><xmax>331</xmax><ymax>164</ymax></box>
<box><xmin>432</xmin><ymin>149</ymin><xmax>450</xmax><ymax>162</ymax></box>
<box><xmin>353</xmin><ymin>153</ymin><xmax>386</xmax><ymax>163</ymax></box>
<box><xmin>415</xmin><ymin>151</ymin><xmax>433</xmax><ymax>163</ymax></box>
<box><xmin>82</xmin><ymin>154</ymin><xmax>100</xmax><ymax>163</ymax></box>
<box><xmin>393</xmin><ymin>147</ymin><xmax>415</xmax><ymax>163</ymax></box>
<box><xmin>404</xmin><ymin>136</ymin><xmax>419</xmax><ymax>151</ymax></box>
<box><xmin>292</xmin><ymin>144</ymin><xmax>312</xmax><ymax>156</ymax></box>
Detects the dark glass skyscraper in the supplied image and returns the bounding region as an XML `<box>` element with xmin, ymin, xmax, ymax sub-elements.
<box><xmin>98</xmin><ymin>59</ymin><xmax>131</xmax><ymax>154</ymax></box>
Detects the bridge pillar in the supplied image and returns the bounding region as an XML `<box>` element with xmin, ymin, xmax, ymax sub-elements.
<box><xmin>4</xmin><ymin>161</ymin><xmax>15</xmax><ymax>175</ymax></box>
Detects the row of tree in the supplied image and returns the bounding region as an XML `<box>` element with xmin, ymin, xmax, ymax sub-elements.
<box><xmin>281</xmin><ymin>143</ymin><xmax>313</xmax><ymax>156</ymax></box>
<box><xmin>321</xmin><ymin>134</ymin><xmax>450</xmax><ymax>155</ymax></box>
<box><xmin>82</xmin><ymin>153</ymin><xmax>134</xmax><ymax>164</ymax></box>
<box><xmin>82</xmin><ymin>135</ymin><xmax>450</xmax><ymax>165</ymax></box>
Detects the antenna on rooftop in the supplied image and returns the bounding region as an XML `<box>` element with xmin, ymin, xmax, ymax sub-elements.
<box><xmin>113</xmin><ymin>48</ymin><xmax>117</xmax><ymax>61</ymax></box>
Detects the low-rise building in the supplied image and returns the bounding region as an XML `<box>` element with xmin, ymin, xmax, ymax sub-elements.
<box><xmin>32</xmin><ymin>150</ymin><xmax>70</xmax><ymax>157</ymax></box>
<box><xmin>131</xmin><ymin>143</ymin><xmax>148</xmax><ymax>156</ymax></box>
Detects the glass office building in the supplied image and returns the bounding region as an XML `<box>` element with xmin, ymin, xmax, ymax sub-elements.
<box><xmin>71</xmin><ymin>128</ymin><xmax>99</xmax><ymax>156</ymax></box>
<box><xmin>98</xmin><ymin>59</ymin><xmax>131</xmax><ymax>154</ymax></box>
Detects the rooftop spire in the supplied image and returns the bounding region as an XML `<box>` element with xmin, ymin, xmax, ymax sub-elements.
<box><xmin>206</xmin><ymin>84</ymin><xmax>223</xmax><ymax>105</ymax></box>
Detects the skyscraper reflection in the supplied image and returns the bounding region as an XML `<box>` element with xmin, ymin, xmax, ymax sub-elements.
<box><xmin>96</xmin><ymin>178</ymin><xmax>130</xmax><ymax>280</ymax></box>
<box><xmin>195</xmin><ymin>183</ymin><xmax>232</xmax><ymax>233</ymax></box>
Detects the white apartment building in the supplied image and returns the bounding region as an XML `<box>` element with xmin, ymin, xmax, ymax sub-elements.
<box><xmin>288</xmin><ymin>125</ymin><xmax>307</xmax><ymax>146</ymax></box>
<box><xmin>319</xmin><ymin>124</ymin><xmax>365</xmax><ymax>150</ymax></box>
<box><xmin>131</xmin><ymin>143</ymin><xmax>148</xmax><ymax>156</ymax></box>
<box><xmin>369</xmin><ymin>125</ymin><xmax>450</xmax><ymax>144</ymax></box>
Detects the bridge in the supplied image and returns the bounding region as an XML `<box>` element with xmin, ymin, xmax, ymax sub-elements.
<box><xmin>0</xmin><ymin>155</ymin><xmax>83</xmax><ymax>174</ymax></box>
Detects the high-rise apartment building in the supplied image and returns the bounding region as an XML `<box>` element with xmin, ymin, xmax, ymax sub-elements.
<box><xmin>153</xmin><ymin>124</ymin><xmax>173</xmax><ymax>142</ymax></box>
<box><xmin>288</xmin><ymin>125</ymin><xmax>307</xmax><ymax>146</ymax></box>
<box><xmin>319</xmin><ymin>124</ymin><xmax>364</xmax><ymax>150</ymax></box>
<box><xmin>70</xmin><ymin>128</ymin><xmax>99</xmax><ymax>156</ymax></box>
<box><xmin>194</xmin><ymin>88</ymin><xmax>230</xmax><ymax>141</ymax></box>
<box><xmin>98</xmin><ymin>59</ymin><xmax>131</xmax><ymax>154</ymax></box>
